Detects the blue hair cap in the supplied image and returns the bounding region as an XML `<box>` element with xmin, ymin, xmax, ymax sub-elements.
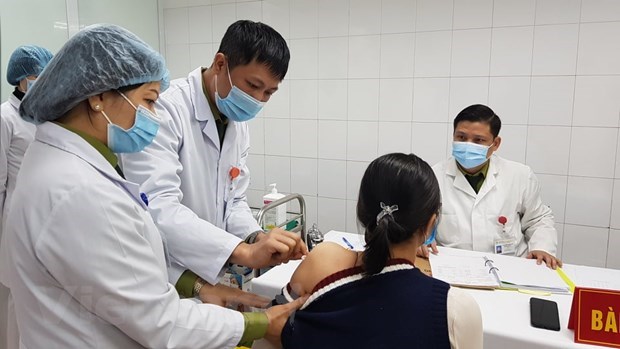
<box><xmin>20</xmin><ymin>24</ymin><xmax>169</xmax><ymax>124</ymax></box>
<box><xmin>6</xmin><ymin>45</ymin><xmax>53</xmax><ymax>86</ymax></box>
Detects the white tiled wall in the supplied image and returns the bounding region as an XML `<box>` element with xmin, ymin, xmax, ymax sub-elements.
<box><xmin>161</xmin><ymin>0</ymin><xmax>620</xmax><ymax>268</ymax></box>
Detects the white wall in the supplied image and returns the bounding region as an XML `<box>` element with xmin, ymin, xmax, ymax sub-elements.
<box><xmin>162</xmin><ymin>0</ymin><xmax>620</xmax><ymax>269</ymax></box>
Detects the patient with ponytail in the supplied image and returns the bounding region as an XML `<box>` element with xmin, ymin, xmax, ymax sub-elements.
<box><xmin>279</xmin><ymin>153</ymin><xmax>483</xmax><ymax>349</ymax></box>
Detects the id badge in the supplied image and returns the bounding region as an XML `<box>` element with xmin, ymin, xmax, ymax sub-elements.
<box><xmin>494</xmin><ymin>238</ymin><xmax>516</xmax><ymax>255</ymax></box>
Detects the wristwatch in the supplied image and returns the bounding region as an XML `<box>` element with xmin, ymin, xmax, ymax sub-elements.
<box><xmin>192</xmin><ymin>277</ymin><xmax>206</xmax><ymax>297</ymax></box>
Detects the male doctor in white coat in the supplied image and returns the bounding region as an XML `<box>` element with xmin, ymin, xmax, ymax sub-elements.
<box><xmin>430</xmin><ymin>104</ymin><xmax>561</xmax><ymax>268</ymax></box>
<box><xmin>121</xmin><ymin>20</ymin><xmax>306</xmax><ymax>298</ymax></box>
<box><xmin>0</xmin><ymin>44</ymin><xmax>53</xmax><ymax>349</ymax></box>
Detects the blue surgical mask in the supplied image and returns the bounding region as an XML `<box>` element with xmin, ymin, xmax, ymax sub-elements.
<box><xmin>26</xmin><ymin>78</ymin><xmax>36</xmax><ymax>91</ymax></box>
<box><xmin>424</xmin><ymin>218</ymin><xmax>438</xmax><ymax>245</ymax></box>
<box><xmin>452</xmin><ymin>141</ymin><xmax>491</xmax><ymax>169</ymax></box>
<box><xmin>101</xmin><ymin>92</ymin><xmax>160</xmax><ymax>153</ymax></box>
<box><xmin>214</xmin><ymin>65</ymin><xmax>264</xmax><ymax>122</ymax></box>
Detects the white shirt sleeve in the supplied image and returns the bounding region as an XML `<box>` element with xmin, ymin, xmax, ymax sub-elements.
<box><xmin>447</xmin><ymin>287</ymin><xmax>483</xmax><ymax>349</ymax></box>
<box><xmin>520</xmin><ymin>168</ymin><xmax>558</xmax><ymax>256</ymax></box>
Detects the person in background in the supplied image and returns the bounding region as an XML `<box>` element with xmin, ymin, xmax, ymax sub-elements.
<box><xmin>0</xmin><ymin>44</ymin><xmax>53</xmax><ymax>349</ymax></box>
<box><xmin>279</xmin><ymin>153</ymin><xmax>482</xmax><ymax>348</ymax></box>
<box><xmin>120</xmin><ymin>20</ymin><xmax>306</xmax><ymax>300</ymax></box>
<box><xmin>428</xmin><ymin>104</ymin><xmax>561</xmax><ymax>269</ymax></box>
<box><xmin>3</xmin><ymin>23</ymin><xmax>303</xmax><ymax>349</ymax></box>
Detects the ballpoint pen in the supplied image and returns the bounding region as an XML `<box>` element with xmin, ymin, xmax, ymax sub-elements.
<box><xmin>342</xmin><ymin>237</ymin><xmax>354</xmax><ymax>249</ymax></box>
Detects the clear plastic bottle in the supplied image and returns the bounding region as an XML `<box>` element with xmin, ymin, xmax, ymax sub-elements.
<box><xmin>262</xmin><ymin>183</ymin><xmax>286</xmax><ymax>230</ymax></box>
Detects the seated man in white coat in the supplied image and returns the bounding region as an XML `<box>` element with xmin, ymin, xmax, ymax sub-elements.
<box><xmin>431</xmin><ymin>104</ymin><xmax>561</xmax><ymax>268</ymax></box>
<box><xmin>121</xmin><ymin>20</ymin><xmax>306</xmax><ymax>300</ymax></box>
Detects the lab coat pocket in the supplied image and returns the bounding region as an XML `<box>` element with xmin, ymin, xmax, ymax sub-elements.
<box><xmin>223</xmin><ymin>165</ymin><xmax>240</xmax><ymax>220</ymax></box>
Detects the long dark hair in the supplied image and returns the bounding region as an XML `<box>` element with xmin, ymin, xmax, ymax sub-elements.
<box><xmin>357</xmin><ymin>153</ymin><xmax>441</xmax><ymax>275</ymax></box>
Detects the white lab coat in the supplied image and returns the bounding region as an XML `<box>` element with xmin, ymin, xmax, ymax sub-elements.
<box><xmin>121</xmin><ymin>67</ymin><xmax>261</xmax><ymax>285</ymax></box>
<box><xmin>4</xmin><ymin>122</ymin><xmax>244</xmax><ymax>349</ymax></box>
<box><xmin>0</xmin><ymin>93</ymin><xmax>35</xmax><ymax>242</ymax></box>
<box><xmin>432</xmin><ymin>155</ymin><xmax>557</xmax><ymax>257</ymax></box>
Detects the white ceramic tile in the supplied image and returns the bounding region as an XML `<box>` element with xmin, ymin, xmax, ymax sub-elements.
<box><xmin>494</xmin><ymin>125</ymin><xmax>527</xmax><ymax>163</ymax></box>
<box><xmin>262</xmin><ymin>0</ymin><xmax>290</xmax><ymax>39</ymax></box>
<box><xmin>562</xmin><ymin>224</ymin><xmax>609</xmax><ymax>267</ymax></box>
<box><xmin>565</xmin><ymin>177</ymin><xmax>613</xmax><ymax>227</ymax></box>
<box><xmin>290</xmin><ymin>80</ymin><xmax>318</xmax><ymax>119</ymax></box>
<box><xmin>536</xmin><ymin>174</ymin><xmax>568</xmax><ymax>223</ymax></box>
<box><xmin>348</xmin><ymin>80</ymin><xmax>380</xmax><ymax>121</ymax></box>
<box><xmin>349</xmin><ymin>0</ymin><xmax>381</xmax><ymax>35</ymax></box>
<box><xmin>317</xmin><ymin>197</ymin><xmax>347</xmax><ymax>232</ymax></box>
<box><xmin>555</xmin><ymin>223</ymin><xmax>564</xmax><ymax>259</ymax></box>
<box><xmin>617</xmin><ymin>130</ymin><xmax>620</xmax><ymax>179</ymax></box>
<box><xmin>414</xmin><ymin>31</ymin><xmax>452</xmax><ymax>78</ymax></box>
<box><xmin>166</xmin><ymin>44</ymin><xmax>191</xmax><ymax>79</ymax></box>
<box><xmin>526</xmin><ymin>126</ymin><xmax>571</xmax><ymax>175</ymax></box>
<box><xmin>492</xmin><ymin>0</ymin><xmax>536</xmax><ymax>27</ymax></box>
<box><xmin>318</xmin><ymin>159</ymin><xmax>347</xmax><ymax>199</ymax></box>
<box><xmin>581</xmin><ymin>0</ymin><xmax>620</xmax><ymax>22</ymax></box>
<box><xmin>411</xmin><ymin>122</ymin><xmax>449</xmax><ymax>166</ymax></box>
<box><xmin>569</xmin><ymin>127</ymin><xmax>617</xmax><ymax>178</ymax></box>
<box><xmin>263</xmin><ymin>80</ymin><xmax>289</xmax><ymax>118</ymax></box>
<box><xmin>212</xmin><ymin>0</ymin><xmax>234</xmax><ymax>3</ymax></box>
<box><xmin>535</xmin><ymin>0</ymin><xmax>580</xmax><ymax>25</ymax></box>
<box><xmin>318</xmin><ymin>80</ymin><xmax>348</xmax><ymax>120</ymax></box>
<box><xmin>379</xmin><ymin>79</ymin><xmax>414</xmax><ymax>122</ymax></box>
<box><xmin>380</xmin><ymin>33</ymin><xmax>415</xmax><ymax>78</ymax></box>
<box><xmin>236</xmin><ymin>1</ymin><xmax>262</xmax><ymax>22</ymax></box>
<box><xmin>288</xmin><ymin>39</ymin><xmax>318</xmax><ymax>79</ymax></box>
<box><xmin>211</xmin><ymin>4</ymin><xmax>236</xmax><ymax>41</ymax></box>
<box><xmin>318</xmin><ymin>120</ymin><xmax>347</xmax><ymax>160</ymax></box>
<box><xmin>346</xmin><ymin>161</ymin><xmax>369</xmax><ymax>200</ymax></box>
<box><xmin>247</xmin><ymin>189</ymin><xmax>264</xmax><ymax>209</ymax></box>
<box><xmin>412</xmin><ymin>78</ymin><xmax>450</xmax><ymax>122</ymax></box>
<box><xmin>248</xmin><ymin>117</ymin><xmax>265</xmax><ymax>154</ymax></box>
<box><xmin>264</xmin><ymin>119</ymin><xmax>290</xmax><ymax>156</ymax></box>
<box><xmin>528</xmin><ymin>76</ymin><xmax>575</xmax><ymax>126</ymax></box>
<box><xmin>163</xmin><ymin>0</ymin><xmax>189</xmax><ymax>8</ymax></box>
<box><xmin>448</xmin><ymin>77</ymin><xmax>489</xmax><ymax>120</ymax></box>
<box><xmin>490</xmin><ymin>26</ymin><xmax>534</xmax><ymax>76</ymax></box>
<box><xmin>488</xmin><ymin>77</ymin><xmax>530</xmax><ymax>125</ymax></box>
<box><xmin>381</xmin><ymin>0</ymin><xmax>416</xmax><ymax>34</ymax></box>
<box><xmin>290</xmin><ymin>0</ymin><xmax>318</xmax><ymax>39</ymax></box>
<box><xmin>247</xmin><ymin>154</ymin><xmax>265</xmax><ymax>190</ymax></box>
<box><xmin>264</xmin><ymin>155</ymin><xmax>291</xmax><ymax>193</ymax></box>
<box><xmin>318</xmin><ymin>37</ymin><xmax>348</xmax><ymax>79</ymax></box>
<box><xmin>573</xmin><ymin>76</ymin><xmax>620</xmax><ymax>127</ymax></box>
<box><xmin>577</xmin><ymin>22</ymin><xmax>620</xmax><ymax>75</ymax></box>
<box><xmin>378</xmin><ymin>122</ymin><xmax>412</xmax><ymax>155</ymax></box>
<box><xmin>347</xmin><ymin>121</ymin><xmax>378</xmax><ymax>161</ymax></box>
<box><xmin>453</xmin><ymin>0</ymin><xmax>493</xmax><ymax>29</ymax></box>
<box><xmin>304</xmin><ymin>195</ymin><xmax>322</xmax><ymax>231</ymax></box>
<box><xmin>346</xmin><ymin>200</ymin><xmax>359</xmax><ymax>234</ymax></box>
<box><xmin>607</xmin><ymin>229</ymin><xmax>620</xmax><ymax>269</ymax></box>
<box><xmin>290</xmin><ymin>120</ymin><xmax>318</xmax><ymax>157</ymax></box>
<box><xmin>416</xmin><ymin>0</ymin><xmax>453</xmax><ymax>32</ymax></box>
<box><xmin>348</xmin><ymin>35</ymin><xmax>381</xmax><ymax>78</ymax></box>
<box><xmin>187</xmin><ymin>0</ymin><xmax>211</xmax><ymax>6</ymax></box>
<box><xmin>318</xmin><ymin>0</ymin><xmax>349</xmax><ymax>37</ymax></box>
<box><xmin>164</xmin><ymin>8</ymin><xmax>189</xmax><ymax>45</ymax></box>
<box><xmin>291</xmin><ymin>157</ymin><xmax>318</xmax><ymax>196</ymax></box>
<box><xmin>611</xmin><ymin>180</ymin><xmax>620</xmax><ymax>229</ymax></box>
<box><xmin>188</xmin><ymin>6</ymin><xmax>212</xmax><ymax>44</ymax></box>
<box><xmin>189</xmin><ymin>44</ymin><xmax>213</xmax><ymax>69</ymax></box>
<box><xmin>532</xmin><ymin>24</ymin><xmax>578</xmax><ymax>76</ymax></box>
<box><xmin>450</xmin><ymin>29</ymin><xmax>492</xmax><ymax>77</ymax></box>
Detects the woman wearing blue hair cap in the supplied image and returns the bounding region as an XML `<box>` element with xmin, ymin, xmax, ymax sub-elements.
<box><xmin>2</xmin><ymin>24</ymin><xmax>303</xmax><ymax>348</ymax></box>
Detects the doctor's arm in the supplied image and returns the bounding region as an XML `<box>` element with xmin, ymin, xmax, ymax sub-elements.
<box><xmin>521</xmin><ymin>170</ymin><xmax>561</xmax><ymax>268</ymax></box>
<box><xmin>0</xmin><ymin>117</ymin><xmax>11</xmax><ymax>217</ymax></box>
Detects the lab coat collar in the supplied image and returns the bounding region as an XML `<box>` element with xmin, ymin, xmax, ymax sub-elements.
<box><xmin>188</xmin><ymin>67</ymin><xmax>221</xmax><ymax>150</ymax></box>
<box><xmin>446</xmin><ymin>155</ymin><xmax>499</xmax><ymax>200</ymax></box>
<box><xmin>35</xmin><ymin>122</ymin><xmax>148</xmax><ymax>209</ymax></box>
<box><xmin>8</xmin><ymin>93</ymin><xmax>20</xmax><ymax>110</ymax></box>
<box><xmin>475</xmin><ymin>155</ymin><xmax>498</xmax><ymax>204</ymax></box>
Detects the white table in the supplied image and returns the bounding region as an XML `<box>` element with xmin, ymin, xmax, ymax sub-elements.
<box><xmin>250</xmin><ymin>231</ymin><xmax>620</xmax><ymax>349</ymax></box>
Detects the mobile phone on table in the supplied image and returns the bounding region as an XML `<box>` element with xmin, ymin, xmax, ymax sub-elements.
<box><xmin>530</xmin><ymin>297</ymin><xmax>560</xmax><ymax>331</ymax></box>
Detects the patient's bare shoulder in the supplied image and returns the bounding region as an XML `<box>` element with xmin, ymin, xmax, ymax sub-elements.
<box><xmin>289</xmin><ymin>242</ymin><xmax>359</xmax><ymax>296</ymax></box>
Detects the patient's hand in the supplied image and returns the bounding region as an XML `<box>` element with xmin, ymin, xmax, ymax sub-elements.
<box><xmin>416</xmin><ymin>241</ymin><xmax>438</xmax><ymax>258</ymax></box>
<box><xmin>264</xmin><ymin>295</ymin><xmax>309</xmax><ymax>348</ymax></box>
<box><xmin>199</xmin><ymin>283</ymin><xmax>270</xmax><ymax>309</ymax></box>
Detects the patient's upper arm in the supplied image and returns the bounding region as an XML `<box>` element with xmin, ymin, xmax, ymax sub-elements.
<box><xmin>288</xmin><ymin>242</ymin><xmax>356</xmax><ymax>296</ymax></box>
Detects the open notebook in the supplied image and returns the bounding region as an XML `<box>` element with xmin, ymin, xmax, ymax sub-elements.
<box><xmin>429</xmin><ymin>251</ymin><xmax>571</xmax><ymax>294</ymax></box>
